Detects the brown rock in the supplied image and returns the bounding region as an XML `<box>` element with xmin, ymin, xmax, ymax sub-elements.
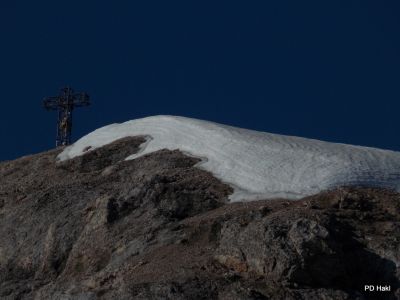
<box><xmin>0</xmin><ymin>137</ymin><xmax>399</xmax><ymax>299</ymax></box>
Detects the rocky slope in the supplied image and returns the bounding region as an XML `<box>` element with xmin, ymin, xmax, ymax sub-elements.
<box><xmin>0</xmin><ymin>137</ymin><xmax>399</xmax><ymax>299</ymax></box>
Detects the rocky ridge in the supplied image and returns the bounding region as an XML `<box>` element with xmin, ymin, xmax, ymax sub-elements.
<box><xmin>0</xmin><ymin>137</ymin><xmax>399</xmax><ymax>299</ymax></box>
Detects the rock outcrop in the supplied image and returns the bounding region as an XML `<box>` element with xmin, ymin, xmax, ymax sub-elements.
<box><xmin>0</xmin><ymin>137</ymin><xmax>399</xmax><ymax>299</ymax></box>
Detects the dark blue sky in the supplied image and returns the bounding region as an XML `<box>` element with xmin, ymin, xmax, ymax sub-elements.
<box><xmin>1</xmin><ymin>1</ymin><xmax>400</xmax><ymax>161</ymax></box>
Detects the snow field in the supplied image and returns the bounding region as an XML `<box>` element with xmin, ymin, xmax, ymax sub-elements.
<box><xmin>58</xmin><ymin>115</ymin><xmax>400</xmax><ymax>201</ymax></box>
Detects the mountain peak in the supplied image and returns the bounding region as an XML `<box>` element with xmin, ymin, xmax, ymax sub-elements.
<box><xmin>58</xmin><ymin>115</ymin><xmax>400</xmax><ymax>201</ymax></box>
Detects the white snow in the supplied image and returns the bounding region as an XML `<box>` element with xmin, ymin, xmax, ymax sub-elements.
<box><xmin>58</xmin><ymin>115</ymin><xmax>400</xmax><ymax>201</ymax></box>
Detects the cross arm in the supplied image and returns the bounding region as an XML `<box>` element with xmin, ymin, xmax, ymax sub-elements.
<box><xmin>43</xmin><ymin>97</ymin><xmax>61</xmax><ymax>110</ymax></box>
<box><xmin>72</xmin><ymin>93</ymin><xmax>90</xmax><ymax>107</ymax></box>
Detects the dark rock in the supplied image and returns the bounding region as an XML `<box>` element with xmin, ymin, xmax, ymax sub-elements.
<box><xmin>0</xmin><ymin>138</ymin><xmax>399</xmax><ymax>299</ymax></box>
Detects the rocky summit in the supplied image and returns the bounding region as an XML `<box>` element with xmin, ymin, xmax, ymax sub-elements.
<box><xmin>0</xmin><ymin>137</ymin><xmax>399</xmax><ymax>299</ymax></box>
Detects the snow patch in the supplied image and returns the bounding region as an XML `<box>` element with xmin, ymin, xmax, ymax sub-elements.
<box><xmin>58</xmin><ymin>115</ymin><xmax>400</xmax><ymax>201</ymax></box>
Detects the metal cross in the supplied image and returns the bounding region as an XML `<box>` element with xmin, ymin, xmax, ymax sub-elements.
<box><xmin>43</xmin><ymin>87</ymin><xmax>90</xmax><ymax>147</ymax></box>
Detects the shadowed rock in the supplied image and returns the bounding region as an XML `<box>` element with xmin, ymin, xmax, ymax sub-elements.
<box><xmin>0</xmin><ymin>138</ymin><xmax>399</xmax><ymax>299</ymax></box>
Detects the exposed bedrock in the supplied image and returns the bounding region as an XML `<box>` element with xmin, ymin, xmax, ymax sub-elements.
<box><xmin>0</xmin><ymin>137</ymin><xmax>399</xmax><ymax>299</ymax></box>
